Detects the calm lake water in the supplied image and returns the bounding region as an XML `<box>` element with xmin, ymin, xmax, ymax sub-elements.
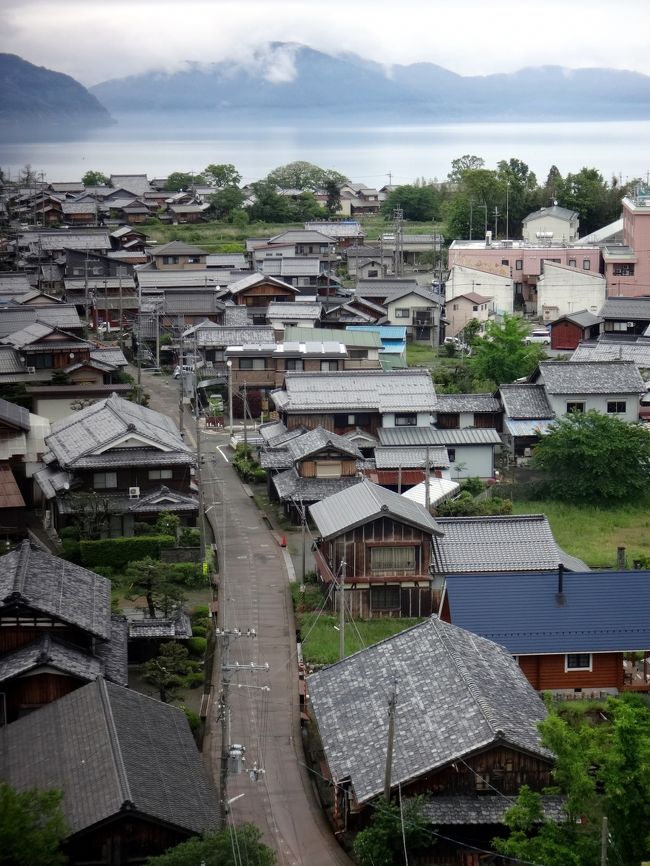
<box><xmin>2</xmin><ymin>117</ymin><xmax>649</xmax><ymax>186</ymax></box>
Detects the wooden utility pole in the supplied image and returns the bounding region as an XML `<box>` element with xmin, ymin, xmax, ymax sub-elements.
<box><xmin>338</xmin><ymin>559</ymin><xmax>346</xmax><ymax>660</ymax></box>
<box><xmin>425</xmin><ymin>447</ymin><xmax>431</xmax><ymax>512</ymax></box>
<box><xmin>600</xmin><ymin>816</ymin><xmax>608</xmax><ymax>866</ymax></box>
<box><xmin>384</xmin><ymin>679</ymin><xmax>398</xmax><ymax>801</ymax></box>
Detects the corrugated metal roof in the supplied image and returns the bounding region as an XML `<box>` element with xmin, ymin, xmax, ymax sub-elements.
<box><xmin>444</xmin><ymin>570</ymin><xmax>650</xmax><ymax>654</ymax></box>
<box><xmin>285</xmin><ymin>326</ymin><xmax>381</xmax><ymax>348</ymax></box>
<box><xmin>504</xmin><ymin>418</ymin><xmax>555</xmax><ymax>437</ymax></box>
<box><xmin>309</xmin><ymin>479</ymin><xmax>441</xmax><ymax>539</ymax></box>
<box><xmin>378</xmin><ymin>427</ymin><xmax>501</xmax><ymax>446</ymax></box>
<box><xmin>374</xmin><ymin>446</ymin><xmax>449</xmax><ymax>468</ymax></box>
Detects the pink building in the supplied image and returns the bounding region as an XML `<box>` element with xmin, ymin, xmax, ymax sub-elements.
<box><xmin>447</xmin><ymin>238</ymin><xmax>601</xmax><ymax>314</ymax></box>
<box><xmin>601</xmin><ymin>192</ymin><xmax>650</xmax><ymax>296</ymax></box>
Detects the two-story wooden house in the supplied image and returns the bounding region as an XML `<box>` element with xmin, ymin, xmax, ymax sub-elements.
<box><xmin>309</xmin><ymin>480</ymin><xmax>443</xmax><ymax>618</ymax></box>
<box><xmin>0</xmin><ymin>540</ymin><xmax>127</xmax><ymax>722</ymax></box>
<box><xmin>308</xmin><ymin>616</ymin><xmax>558</xmax><ymax>863</ymax></box>
<box><xmin>34</xmin><ymin>392</ymin><xmax>197</xmax><ymax>535</ymax></box>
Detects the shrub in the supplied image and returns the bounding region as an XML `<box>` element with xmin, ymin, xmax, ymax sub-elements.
<box><xmin>192</xmin><ymin>616</ymin><xmax>211</xmax><ymax>632</ymax></box>
<box><xmin>436</xmin><ymin>496</ymin><xmax>513</xmax><ymax>517</ymax></box>
<box><xmin>92</xmin><ymin>565</ymin><xmax>114</xmax><ymax>578</ymax></box>
<box><xmin>182</xmin><ymin>671</ymin><xmax>205</xmax><ymax>688</ymax></box>
<box><xmin>133</xmin><ymin>521</ymin><xmax>156</xmax><ymax>536</ymax></box>
<box><xmin>59</xmin><ymin>526</ymin><xmax>80</xmax><ymax>541</ymax></box>
<box><xmin>167</xmin><ymin>562</ymin><xmax>204</xmax><ymax>587</ymax></box>
<box><xmin>192</xmin><ymin>625</ymin><xmax>208</xmax><ymax>638</ymax></box>
<box><xmin>187</xmin><ymin>636</ymin><xmax>208</xmax><ymax>657</ymax></box>
<box><xmin>191</xmin><ymin>604</ymin><xmax>210</xmax><ymax>619</ymax></box>
<box><xmin>461</xmin><ymin>476</ymin><xmax>484</xmax><ymax>496</ymax></box>
<box><xmin>79</xmin><ymin>535</ymin><xmax>175</xmax><ymax>569</ymax></box>
<box><xmin>182</xmin><ymin>706</ymin><xmax>200</xmax><ymax>732</ymax></box>
<box><xmin>178</xmin><ymin>527</ymin><xmax>200</xmax><ymax>548</ymax></box>
<box><xmin>61</xmin><ymin>540</ymin><xmax>81</xmax><ymax>562</ymax></box>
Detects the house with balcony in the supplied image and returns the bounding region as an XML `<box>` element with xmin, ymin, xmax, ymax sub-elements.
<box><xmin>309</xmin><ymin>480</ymin><xmax>443</xmax><ymax>618</ymax></box>
<box><xmin>385</xmin><ymin>287</ymin><xmax>442</xmax><ymax>344</ymax></box>
<box><xmin>34</xmin><ymin>392</ymin><xmax>197</xmax><ymax>536</ymax></box>
<box><xmin>270</xmin><ymin>368</ymin><xmax>436</xmax><ymax>436</ymax></box>
<box><xmin>0</xmin><ymin>540</ymin><xmax>127</xmax><ymax>722</ymax></box>
<box><xmin>441</xmin><ymin>568</ymin><xmax>650</xmax><ymax>696</ymax></box>
<box><xmin>223</xmin><ymin>273</ymin><xmax>300</xmax><ymax>315</ymax></box>
<box><xmin>307</xmin><ymin>616</ymin><xmax>557</xmax><ymax>862</ymax></box>
<box><xmin>344</xmin><ymin>244</ymin><xmax>394</xmax><ymax>278</ymax></box>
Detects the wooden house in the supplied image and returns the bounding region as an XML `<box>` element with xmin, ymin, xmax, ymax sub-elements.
<box><xmin>0</xmin><ymin>677</ymin><xmax>218</xmax><ymax>865</ymax></box>
<box><xmin>308</xmin><ymin>616</ymin><xmax>559</xmax><ymax>863</ymax></box>
<box><xmin>0</xmin><ymin>540</ymin><xmax>127</xmax><ymax>722</ymax></box>
<box><xmin>309</xmin><ymin>480</ymin><xmax>442</xmax><ymax>618</ymax></box>
<box><xmin>225</xmin><ymin>273</ymin><xmax>300</xmax><ymax>311</ymax></box>
<box><xmin>549</xmin><ymin>309</ymin><xmax>603</xmax><ymax>350</ymax></box>
<box><xmin>441</xmin><ymin>568</ymin><xmax>650</xmax><ymax>696</ymax></box>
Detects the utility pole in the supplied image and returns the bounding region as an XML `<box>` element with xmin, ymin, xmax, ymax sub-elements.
<box><xmin>338</xmin><ymin>559</ymin><xmax>346</xmax><ymax>660</ymax></box>
<box><xmin>600</xmin><ymin>816</ymin><xmax>608</xmax><ymax>866</ymax></box>
<box><xmin>384</xmin><ymin>679</ymin><xmax>398</xmax><ymax>801</ymax></box>
<box><xmin>493</xmin><ymin>206</ymin><xmax>500</xmax><ymax>239</ymax></box>
<box><xmin>136</xmin><ymin>274</ymin><xmax>142</xmax><ymax>404</ymax></box>
<box><xmin>178</xmin><ymin>335</ymin><xmax>184</xmax><ymax>436</ymax></box>
<box><xmin>215</xmin><ymin>627</ymin><xmax>267</xmax><ymax>829</ymax></box>
<box><xmin>118</xmin><ymin>276</ymin><xmax>124</xmax><ymax>355</ymax></box>
<box><xmin>242</xmin><ymin>382</ymin><xmax>248</xmax><ymax>448</ymax></box>
<box><xmin>393</xmin><ymin>207</ymin><xmax>404</xmax><ymax>277</ymax></box>
<box><xmin>425</xmin><ymin>447</ymin><xmax>431</xmax><ymax>512</ymax></box>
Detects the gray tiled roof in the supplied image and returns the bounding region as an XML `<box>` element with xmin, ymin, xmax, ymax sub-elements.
<box><xmin>0</xmin><ymin>678</ymin><xmax>218</xmax><ymax>835</ymax></box>
<box><xmin>45</xmin><ymin>392</ymin><xmax>190</xmax><ymax>469</ymax></box>
<box><xmin>0</xmin><ymin>541</ymin><xmax>111</xmax><ymax>638</ymax></box>
<box><xmin>286</xmin><ymin>427</ymin><xmax>362</xmax><ymax>462</ymax></box>
<box><xmin>0</xmin><ymin>633</ymin><xmax>103</xmax><ymax>684</ymax></box>
<box><xmin>269</xmin><ymin>229</ymin><xmax>334</xmax><ymax>244</ymax></box>
<box><xmin>21</xmin><ymin>230</ymin><xmax>111</xmax><ymax>252</ymax></box>
<box><xmin>498</xmin><ymin>384</ymin><xmax>555</xmax><ymax>419</ymax></box>
<box><xmin>524</xmin><ymin>204</ymin><xmax>578</xmax><ymax>222</ymax></box>
<box><xmin>571</xmin><ymin>341</ymin><xmax>650</xmax><ymax>367</ymax></box>
<box><xmin>227</xmin><ymin>273</ymin><xmax>298</xmax><ymax>295</ymax></box>
<box><xmin>128</xmin><ymin>609</ymin><xmax>192</xmax><ymax>639</ymax></box>
<box><xmin>96</xmin><ymin>616</ymin><xmax>129</xmax><ymax>685</ymax></box>
<box><xmin>273</xmin><ymin>469</ymin><xmax>363</xmax><ymax>502</ymax></box>
<box><xmin>435</xmin><ymin>393</ymin><xmax>501</xmax><ymax>413</ymax></box>
<box><xmin>374</xmin><ymin>446</ymin><xmax>449</xmax><ymax>469</ymax></box>
<box><xmin>0</xmin><ymin>346</ymin><xmax>25</xmax><ymax>374</ymax></box>
<box><xmin>598</xmin><ymin>297</ymin><xmax>650</xmax><ymax>321</ymax></box>
<box><xmin>285</xmin><ymin>326</ymin><xmax>381</xmax><ymax>348</ymax></box>
<box><xmin>421</xmin><ymin>794</ymin><xmax>565</xmax><ymax>825</ymax></box>
<box><xmin>259</xmin><ymin>448</ymin><xmax>293</xmax><ymax>470</ymax></box>
<box><xmin>537</xmin><ymin>360</ymin><xmax>645</xmax><ymax>394</ymax></box>
<box><xmin>149</xmin><ymin>240</ymin><xmax>209</xmax><ymax>257</ymax></box>
<box><xmin>192</xmin><ymin>325</ymin><xmax>275</xmax><ymax>347</ymax></box>
<box><xmin>0</xmin><ymin>304</ymin><xmax>82</xmax><ymax>338</ymax></box>
<box><xmin>272</xmin><ymin>369</ymin><xmax>436</xmax><ymax>413</ymax></box>
<box><xmin>434</xmin><ymin>515</ymin><xmax>589</xmax><ymax>574</ymax></box>
<box><xmin>378</xmin><ymin>427</ymin><xmax>502</xmax><ymax>447</ymax></box>
<box><xmin>310</xmin><ymin>479</ymin><xmax>441</xmax><ymax>539</ymax></box>
<box><xmin>0</xmin><ymin>398</ymin><xmax>30</xmax><ymax>431</ymax></box>
<box><xmin>308</xmin><ymin>617</ymin><xmax>550</xmax><ymax>804</ymax></box>
<box><xmin>551</xmin><ymin>310</ymin><xmax>602</xmax><ymax>328</ymax></box>
<box><xmin>267</xmin><ymin>301</ymin><xmax>322</xmax><ymax>319</ymax></box>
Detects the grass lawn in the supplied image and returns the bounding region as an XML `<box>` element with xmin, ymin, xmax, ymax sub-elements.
<box><xmin>142</xmin><ymin>219</ymin><xmax>304</xmax><ymax>251</ymax></box>
<box><xmin>512</xmin><ymin>499</ymin><xmax>650</xmax><ymax>569</ymax></box>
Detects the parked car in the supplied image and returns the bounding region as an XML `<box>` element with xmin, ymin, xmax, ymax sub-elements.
<box><xmin>173</xmin><ymin>364</ymin><xmax>194</xmax><ymax>379</ymax></box>
<box><xmin>524</xmin><ymin>328</ymin><xmax>551</xmax><ymax>345</ymax></box>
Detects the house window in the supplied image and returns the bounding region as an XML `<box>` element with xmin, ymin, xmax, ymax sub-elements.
<box><xmin>583</xmin><ymin>259</ymin><xmax>591</xmax><ymax>270</ymax></box>
<box><xmin>566</xmin><ymin>653</ymin><xmax>592</xmax><ymax>671</ymax></box>
<box><xmin>370</xmin><ymin>585</ymin><xmax>401</xmax><ymax>611</ymax></box>
<box><xmin>394</xmin><ymin>413</ymin><xmax>417</xmax><ymax>426</ymax></box>
<box><xmin>162</xmin><ymin>255</ymin><xmax>179</xmax><ymax>265</ymax></box>
<box><xmin>367</xmin><ymin>269</ymin><xmax>379</xmax><ymax>278</ymax></box>
<box><xmin>239</xmin><ymin>358</ymin><xmax>266</xmax><ymax>370</ymax></box>
<box><xmin>515</xmin><ymin>260</ymin><xmax>523</xmax><ymax>270</ymax></box>
<box><xmin>187</xmin><ymin>256</ymin><xmax>201</xmax><ymax>263</ymax></box>
<box><xmin>607</xmin><ymin>401</ymin><xmax>626</xmax><ymax>414</ymax></box>
<box><xmin>472</xmin><ymin>305</ymin><xmax>479</xmax><ymax>311</ymax></box>
<box><xmin>501</xmin><ymin>259</ymin><xmax>509</xmax><ymax>266</ymax></box>
<box><xmin>148</xmin><ymin>469</ymin><xmax>173</xmax><ymax>480</ymax></box>
<box><xmin>613</xmin><ymin>264</ymin><xmax>635</xmax><ymax>276</ymax></box>
<box><xmin>452</xmin><ymin>304</ymin><xmax>459</xmax><ymax>311</ymax></box>
<box><xmin>568</xmin><ymin>258</ymin><xmax>577</xmax><ymax>267</ymax></box>
<box><xmin>27</xmin><ymin>354</ymin><xmax>53</xmax><ymax>369</ymax></box>
<box><xmin>349</xmin><ymin>349</ymin><xmax>368</xmax><ymax>360</ymax></box>
<box><xmin>566</xmin><ymin>402</ymin><xmax>585</xmax><ymax>414</ymax></box>
<box><xmin>395</xmin><ymin>308</ymin><xmax>410</xmax><ymax>318</ymax></box>
<box><xmin>320</xmin><ymin>360</ymin><xmax>338</xmax><ymax>371</ymax></box>
<box><xmin>315</xmin><ymin>461</ymin><xmax>342</xmax><ymax>478</ymax></box>
<box><xmin>447</xmin><ymin>448</ymin><xmax>456</xmax><ymax>462</ymax></box>
<box><xmin>93</xmin><ymin>472</ymin><xmax>117</xmax><ymax>489</ymax></box>
<box><xmin>370</xmin><ymin>546</ymin><xmax>416</xmax><ymax>573</ymax></box>
<box><xmin>285</xmin><ymin>359</ymin><xmax>304</xmax><ymax>371</ymax></box>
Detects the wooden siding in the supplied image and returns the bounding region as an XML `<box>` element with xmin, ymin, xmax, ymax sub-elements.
<box><xmin>298</xmin><ymin>456</ymin><xmax>357</xmax><ymax>478</ymax></box>
<box><xmin>517</xmin><ymin>652</ymin><xmax>625</xmax><ymax>691</ymax></box>
<box><xmin>282</xmin><ymin>412</ymin><xmax>381</xmax><ymax>435</ymax></box>
<box><xmin>550</xmin><ymin>320</ymin><xmax>583</xmax><ymax>350</ymax></box>
<box><xmin>7</xmin><ymin>672</ymin><xmax>81</xmax><ymax>721</ymax></box>
<box><xmin>67</xmin><ymin>814</ymin><xmax>192</xmax><ymax>866</ymax></box>
<box><xmin>0</xmin><ymin>624</ymin><xmax>92</xmax><ymax>654</ymax></box>
<box><xmin>74</xmin><ymin>465</ymin><xmax>192</xmax><ymax>495</ymax></box>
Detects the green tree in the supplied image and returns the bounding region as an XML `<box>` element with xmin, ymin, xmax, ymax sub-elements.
<box><xmin>381</xmin><ymin>184</ymin><xmax>441</xmax><ymax>221</ymax></box>
<box><xmin>353</xmin><ymin>797</ymin><xmax>431</xmax><ymax>866</ymax></box>
<box><xmin>556</xmin><ymin>167</ymin><xmax>622</xmax><ymax>235</ymax></box>
<box><xmin>208</xmin><ymin>185</ymin><xmax>244</xmax><ymax>220</ymax></box>
<box><xmin>287</xmin><ymin>190</ymin><xmax>325</xmax><ymax>221</ymax></box>
<box><xmin>265</xmin><ymin>160</ymin><xmax>347</xmax><ymax>191</ymax></box>
<box><xmin>202</xmin><ymin>163</ymin><xmax>241</xmax><ymax>188</ymax></box>
<box><xmin>447</xmin><ymin>154</ymin><xmax>485</xmax><ymax>183</ymax></box>
<box><xmin>496</xmin><ymin>158</ymin><xmax>538</xmax><ymax>238</ymax></box>
<box><xmin>532</xmin><ymin>410</ymin><xmax>650</xmax><ymax>503</ymax></box>
<box><xmin>165</xmin><ymin>172</ymin><xmax>204</xmax><ymax>192</ymax></box>
<box><xmin>0</xmin><ymin>783</ymin><xmax>68</xmax><ymax>866</ymax></box>
<box><xmin>469</xmin><ymin>314</ymin><xmax>546</xmax><ymax>386</ymax></box>
<box><xmin>82</xmin><ymin>170</ymin><xmax>109</xmax><ymax>186</ymax></box>
<box><xmin>145</xmin><ymin>824</ymin><xmax>275</xmax><ymax>866</ymax></box>
<box><xmin>141</xmin><ymin>641</ymin><xmax>200</xmax><ymax>703</ymax></box>
<box><xmin>324</xmin><ymin>177</ymin><xmax>341</xmax><ymax>216</ymax></box>
<box><xmin>247</xmin><ymin>180</ymin><xmax>292</xmax><ymax>222</ymax></box>
<box><xmin>125</xmin><ymin>556</ymin><xmax>185</xmax><ymax>618</ymax></box>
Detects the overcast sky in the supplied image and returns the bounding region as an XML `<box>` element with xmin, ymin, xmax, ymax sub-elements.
<box><xmin>1</xmin><ymin>0</ymin><xmax>649</xmax><ymax>86</ymax></box>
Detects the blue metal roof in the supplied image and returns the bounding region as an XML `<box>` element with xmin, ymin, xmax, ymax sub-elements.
<box><xmin>348</xmin><ymin>325</ymin><xmax>408</xmax><ymax>340</ymax></box>
<box><xmin>444</xmin><ymin>570</ymin><xmax>650</xmax><ymax>654</ymax></box>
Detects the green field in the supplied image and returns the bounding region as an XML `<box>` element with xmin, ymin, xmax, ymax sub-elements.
<box><xmin>512</xmin><ymin>499</ymin><xmax>650</xmax><ymax>568</ymax></box>
<box><xmin>298</xmin><ymin>612</ymin><xmax>422</xmax><ymax>665</ymax></box>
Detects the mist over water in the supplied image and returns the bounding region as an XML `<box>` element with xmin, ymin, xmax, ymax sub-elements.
<box><xmin>2</xmin><ymin>114</ymin><xmax>649</xmax><ymax>185</ymax></box>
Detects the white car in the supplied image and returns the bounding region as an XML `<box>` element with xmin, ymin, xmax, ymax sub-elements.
<box><xmin>524</xmin><ymin>328</ymin><xmax>551</xmax><ymax>345</ymax></box>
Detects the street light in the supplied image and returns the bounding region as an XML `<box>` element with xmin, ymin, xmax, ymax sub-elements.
<box><xmin>226</xmin><ymin>360</ymin><xmax>233</xmax><ymax>437</ymax></box>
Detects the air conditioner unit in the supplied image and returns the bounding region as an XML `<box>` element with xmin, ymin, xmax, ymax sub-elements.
<box><xmin>524</xmin><ymin>447</ymin><xmax>532</xmax><ymax>457</ymax></box>
<box><xmin>26</xmin><ymin>366</ymin><xmax>36</xmax><ymax>374</ymax></box>
<box><xmin>129</xmin><ymin>486</ymin><xmax>140</xmax><ymax>498</ymax></box>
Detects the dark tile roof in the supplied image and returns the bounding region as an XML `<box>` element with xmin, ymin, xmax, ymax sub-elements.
<box><xmin>435</xmin><ymin>393</ymin><xmax>501</xmax><ymax>413</ymax></box>
<box><xmin>150</xmin><ymin>240</ymin><xmax>209</xmax><ymax>257</ymax></box>
<box><xmin>524</xmin><ymin>204</ymin><xmax>578</xmax><ymax>222</ymax></box>
<box><xmin>536</xmin><ymin>360</ymin><xmax>645</xmax><ymax>394</ymax></box>
<box><xmin>308</xmin><ymin>617</ymin><xmax>551</xmax><ymax>804</ymax></box>
<box><xmin>0</xmin><ymin>541</ymin><xmax>111</xmax><ymax>639</ymax></box>
<box><xmin>0</xmin><ymin>397</ymin><xmax>30</xmax><ymax>431</ymax></box>
<box><xmin>310</xmin><ymin>479</ymin><xmax>442</xmax><ymax>539</ymax></box>
<box><xmin>259</xmin><ymin>448</ymin><xmax>293</xmax><ymax>470</ymax></box>
<box><xmin>286</xmin><ymin>427</ymin><xmax>362</xmax><ymax>462</ymax></box>
<box><xmin>444</xmin><ymin>570</ymin><xmax>650</xmax><ymax>654</ymax></box>
<box><xmin>434</xmin><ymin>515</ymin><xmax>589</xmax><ymax>574</ymax></box>
<box><xmin>96</xmin><ymin>616</ymin><xmax>129</xmax><ymax>685</ymax></box>
<box><xmin>0</xmin><ymin>633</ymin><xmax>103</xmax><ymax>683</ymax></box>
<box><xmin>498</xmin><ymin>384</ymin><xmax>555</xmax><ymax>419</ymax></box>
<box><xmin>571</xmin><ymin>340</ymin><xmax>650</xmax><ymax>367</ymax></box>
<box><xmin>0</xmin><ymin>678</ymin><xmax>218</xmax><ymax>835</ymax></box>
<box><xmin>421</xmin><ymin>794</ymin><xmax>565</xmax><ymax>825</ymax></box>
<box><xmin>128</xmin><ymin>610</ymin><xmax>192</xmax><ymax>639</ymax></box>
<box><xmin>273</xmin><ymin>468</ymin><xmax>363</xmax><ymax>502</ymax></box>
<box><xmin>374</xmin><ymin>446</ymin><xmax>449</xmax><ymax>469</ymax></box>
<box><xmin>598</xmin><ymin>297</ymin><xmax>650</xmax><ymax>321</ymax></box>
<box><xmin>550</xmin><ymin>310</ymin><xmax>602</xmax><ymax>328</ymax></box>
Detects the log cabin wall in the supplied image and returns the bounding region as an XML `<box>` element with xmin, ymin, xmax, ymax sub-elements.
<box><xmin>517</xmin><ymin>652</ymin><xmax>625</xmax><ymax>692</ymax></box>
<box><xmin>7</xmin><ymin>672</ymin><xmax>81</xmax><ymax>720</ymax></box>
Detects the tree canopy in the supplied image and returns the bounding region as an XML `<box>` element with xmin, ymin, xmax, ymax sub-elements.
<box><xmin>145</xmin><ymin>823</ymin><xmax>275</xmax><ymax>866</ymax></box>
<box><xmin>469</xmin><ymin>314</ymin><xmax>546</xmax><ymax>386</ymax></box>
<box><xmin>141</xmin><ymin>641</ymin><xmax>200</xmax><ymax>703</ymax></box>
<box><xmin>265</xmin><ymin>160</ymin><xmax>347</xmax><ymax>191</ymax></box>
<box><xmin>0</xmin><ymin>783</ymin><xmax>68</xmax><ymax>866</ymax></box>
<box><xmin>82</xmin><ymin>169</ymin><xmax>109</xmax><ymax>186</ymax></box>
<box><xmin>352</xmin><ymin>797</ymin><xmax>431</xmax><ymax>866</ymax></box>
<box><xmin>381</xmin><ymin>184</ymin><xmax>441</xmax><ymax>221</ymax></box>
<box><xmin>532</xmin><ymin>410</ymin><xmax>650</xmax><ymax>502</ymax></box>
<box><xmin>202</xmin><ymin>163</ymin><xmax>241</xmax><ymax>188</ymax></box>
<box><xmin>165</xmin><ymin>171</ymin><xmax>204</xmax><ymax>191</ymax></box>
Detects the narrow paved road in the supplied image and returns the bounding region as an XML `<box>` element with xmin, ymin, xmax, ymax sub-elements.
<box><xmin>142</xmin><ymin>372</ymin><xmax>351</xmax><ymax>866</ymax></box>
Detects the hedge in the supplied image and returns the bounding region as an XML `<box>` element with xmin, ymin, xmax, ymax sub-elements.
<box><xmin>187</xmin><ymin>636</ymin><xmax>207</xmax><ymax>657</ymax></box>
<box><xmin>79</xmin><ymin>535</ymin><xmax>175</xmax><ymax>569</ymax></box>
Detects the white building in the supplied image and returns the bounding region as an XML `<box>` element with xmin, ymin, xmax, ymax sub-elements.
<box><xmin>522</xmin><ymin>205</ymin><xmax>580</xmax><ymax>244</ymax></box>
<box><xmin>446</xmin><ymin>265</ymin><xmax>514</xmax><ymax>318</ymax></box>
<box><xmin>537</xmin><ymin>261</ymin><xmax>606</xmax><ymax>322</ymax></box>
